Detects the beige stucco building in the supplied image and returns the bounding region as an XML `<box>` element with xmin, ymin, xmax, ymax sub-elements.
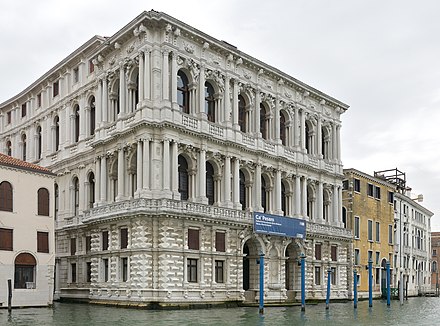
<box><xmin>0</xmin><ymin>11</ymin><xmax>351</xmax><ymax>307</ymax></box>
<box><xmin>0</xmin><ymin>153</ymin><xmax>55</xmax><ymax>307</ymax></box>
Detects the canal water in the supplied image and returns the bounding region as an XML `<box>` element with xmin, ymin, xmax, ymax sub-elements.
<box><xmin>1</xmin><ymin>297</ymin><xmax>439</xmax><ymax>326</ymax></box>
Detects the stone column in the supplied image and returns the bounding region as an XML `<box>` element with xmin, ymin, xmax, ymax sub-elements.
<box><xmin>170</xmin><ymin>51</ymin><xmax>178</xmax><ymax>104</ymax></box>
<box><xmin>232</xmin><ymin>80</ymin><xmax>239</xmax><ymax>128</ymax></box>
<box><xmin>233</xmin><ymin>157</ymin><xmax>240</xmax><ymax>209</ymax></box>
<box><xmin>295</xmin><ymin>175</ymin><xmax>301</xmax><ymax>216</ymax></box>
<box><xmin>198</xmin><ymin>65</ymin><xmax>206</xmax><ymax>117</ymax></box>
<box><xmin>163</xmin><ymin>139</ymin><xmax>170</xmax><ymax>192</ymax></box>
<box><xmin>96</xmin><ymin>79</ymin><xmax>102</xmax><ymax>131</ymax></box>
<box><xmin>138</xmin><ymin>51</ymin><xmax>144</xmax><ymax>102</ymax></box>
<box><xmin>300</xmin><ymin>109</ymin><xmax>306</xmax><ymax>150</ymax></box>
<box><xmin>79</xmin><ymin>97</ymin><xmax>86</xmax><ymax>141</ymax></box>
<box><xmin>119</xmin><ymin>65</ymin><xmax>126</xmax><ymax>116</ymax></box>
<box><xmin>144</xmin><ymin>49</ymin><xmax>151</xmax><ymax>100</ymax></box>
<box><xmin>84</xmin><ymin>106</ymin><xmax>90</xmax><ymax>137</ymax></box>
<box><xmin>136</xmin><ymin>140</ymin><xmax>143</xmax><ymax>196</ymax></box>
<box><xmin>274</xmin><ymin>100</ymin><xmax>280</xmax><ymax>142</ymax></box>
<box><xmin>337</xmin><ymin>125</ymin><xmax>341</xmax><ymax>161</ymax></box>
<box><xmin>223</xmin><ymin>156</ymin><xmax>232</xmax><ymax>207</ymax></box>
<box><xmin>162</xmin><ymin>50</ymin><xmax>169</xmax><ymax>101</ymax></box>
<box><xmin>275</xmin><ymin>169</ymin><xmax>282</xmax><ymax>215</ymax></box>
<box><xmin>317</xmin><ymin>181</ymin><xmax>324</xmax><ymax>223</ymax></box>
<box><xmin>333</xmin><ymin>184</ymin><xmax>338</xmax><ymax>225</ymax></box>
<box><xmin>317</xmin><ymin>118</ymin><xmax>322</xmax><ymax>157</ymax></box>
<box><xmin>171</xmin><ymin>141</ymin><xmax>179</xmax><ymax>196</ymax></box>
<box><xmin>254</xmin><ymin>90</ymin><xmax>261</xmax><ymax>136</ymax></box>
<box><xmin>102</xmin><ymin>77</ymin><xmax>108</xmax><ymax>123</ymax></box>
<box><xmin>95</xmin><ymin>157</ymin><xmax>101</xmax><ymax>206</ymax></box>
<box><xmin>142</xmin><ymin>139</ymin><xmax>150</xmax><ymax>192</ymax></box>
<box><xmin>224</xmin><ymin>75</ymin><xmax>231</xmax><ymax>126</ymax></box>
<box><xmin>338</xmin><ymin>186</ymin><xmax>343</xmax><ymax>227</ymax></box>
<box><xmin>198</xmin><ymin>149</ymin><xmax>207</xmax><ymax>203</ymax></box>
<box><xmin>301</xmin><ymin>177</ymin><xmax>307</xmax><ymax>218</ymax></box>
<box><xmin>254</xmin><ymin>164</ymin><xmax>262</xmax><ymax>212</ymax></box>
<box><xmin>116</xmin><ymin>147</ymin><xmax>125</xmax><ymax>201</ymax></box>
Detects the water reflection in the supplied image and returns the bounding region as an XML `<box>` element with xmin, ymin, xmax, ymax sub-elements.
<box><xmin>0</xmin><ymin>297</ymin><xmax>439</xmax><ymax>325</ymax></box>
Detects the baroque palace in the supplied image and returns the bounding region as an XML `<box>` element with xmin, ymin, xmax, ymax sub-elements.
<box><xmin>0</xmin><ymin>11</ymin><xmax>351</xmax><ymax>306</ymax></box>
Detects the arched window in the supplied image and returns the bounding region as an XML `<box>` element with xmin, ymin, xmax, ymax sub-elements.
<box><xmin>109</xmin><ymin>79</ymin><xmax>120</xmax><ymax>121</ymax></box>
<box><xmin>54</xmin><ymin>183</ymin><xmax>59</xmax><ymax>220</ymax></box>
<box><xmin>260</xmin><ymin>104</ymin><xmax>268</xmax><ymax>140</ymax></box>
<box><xmin>280</xmin><ymin>112</ymin><xmax>287</xmax><ymax>146</ymax></box>
<box><xmin>205</xmin><ymin>82</ymin><xmax>215</xmax><ymax>122</ymax></box>
<box><xmin>177</xmin><ymin>70</ymin><xmax>190</xmax><ymax>114</ymax></box>
<box><xmin>14</xmin><ymin>253</ymin><xmax>36</xmax><ymax>289</ymax></box>
<box><xmin>73</xmin><ymin>177</ymin><xmax>79</xmax><ymax>216</ymax></box>
<box><xmin>178</xmin><ymin>155</ymin><xmax>189</xmax><ymax>200</ymax></box>
<box><xmin>281</xmin><ymin>181</ymin><xmax>286</xmax><ymax>216</ymax></box>
<box><xmin>21</xmin><ymin>134</ymin><xmax>27</xmax><ymax>161</ymax></box>
<box><xmin>128</xmin><ymin>69</ymin><xmax>139</xmax><ymax>112</ymax></box>
<box><xmin>305</xmin><ymin>122</ymin><xmax>310</xmax><ymax>154</ymax></box>
<box><xmin>88</xmin><ymin>172</ymin><xmax>95</xmax><ymax>209</ymax></box>
<box><xmin>54</xmin><ymin>116</ymin><xmax>60</xmax><ymax>151</ymax></box>
<box><xmin>206</xmin><ymin>162</ymin><xmax>215</xmax><ymax>205</ymax></box>
<box><xmin>238</xmin><ymin>95</ymin><xmax>246</xmax><ymax>132</ymax></box>
<box><xmin>239</xmin><ymin>170</ymin><xmax>246</xmax><ymax>210</ymax></box>
<box><xmin>0</xmin><ymin>181</ymin><xmax>13</xmax><ymax>212</ymax></box>
<box><xmin>36</xmin><ymin>126</ymin><xmax>42</xmax><ymax>159</ymax></box>
<box><xmin>90</xmin><ymin>96</ymin><xmax>96</xmax><ymax>136</ymax></box>
<box><xmin>6</xmin><ymin>140</ymin><xmax>12</xmax><ymax>156</ymax></box>
<box><xmin>37</xmin><ymin>188</ymin><xmax>49</xmax><ymax>216</ymax></box>
<box><xmin>74</xmin><ymin>105</ymin><xmax>80</xmax><ymax>143</ymax></box>
<box><xmin>261</xmin><ymin>176</ymin><xmax>267</xmax><ymax>213</ymax></box>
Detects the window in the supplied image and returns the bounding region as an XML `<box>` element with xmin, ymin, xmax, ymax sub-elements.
<box><xmin>103</xmin><ymin>258</ymin><xmax>109</xmax><ymax>282</ymax></box>
<box><xmin>342</xmin><ymin>180</ymin><xmax>348</xmax><ymax>190</ymax></box>
<box><xmin>71</xmin><ymin>263</ymin><xmax>77</xmax><ymax>283</ymax></box>
<box><xmin>206</xmin><ymin>162</ymin><xmax>215</xmax><ymax>205</ymax></box>
<box><xmin>53</xmin><ymin>81</ymin><xmax>59</xmax><ymax>97</ymax></box>
<box><xmin>433</xmin><ymin>249</ymin><xmax>437</xmax><ymax>257</ymax></box>
<box><xmin>36</xmin><ymin>126</ymin><xmax>42</xmax><ymax>159</ymax></box>
<box><xmin>70</xmin><ymin>238</ymin><xmax>76</xmax><ymax>256</ymax></box>
<box><xmin>73</xmin><ymin>67</ymin><xmax>79</xmax><ymax>83</ymax></box>
<box><xmin>368</xmin><ymin>220</ymin><xmax>373</xmax><ymax>241</ymax></box>
<box><xmin>37</xmin><ymin>188</ymin><xmax>50</xmax><ymax>216</ymax></box>
<box><xmin>178</xmin><ymin>155</ymin><xmax>189</xmax><ymax>200</ymax></box>
<box><xmin>367</xmin><ymin>183</ymin><xmax>374</xmax><ymax>197</ymax></box>
<box><xmin>0</xmin><ymin>181</ymin><xmax>13</xmax><ymax>212</ymax></box>
<box><xmin>375</xmin><ymin>252</ymin><xmax>380</xmax><ymax>265</ymax></box>
<box><xmin>0</xmin><ymin>228</ymin><xmax>13</xmax><ymax>251</ymax></box>
<box><xmin>86</xmin><ymin>236</ymin><xmax>91</xmax><ymax>253</ymax></box>
<box><xmin>280</xmin><ymin>112</ymin><xmax>287</xmax><ymax>145</ymax></box>
<box><xmin>187</xmin><ymin>258</ymin><xmax>198</xmax><ymax>283</ymax></box>
<box><xmin>120</xmin><ymin>228</ymin><xmax>128</xmax><ymax>249</ymax></box>
<box><xmin>315</xmin><ymin>243</ymin><xmax>322</xmax><ymax>260</ymax></box>
<box><xmin>388</xmin><ymin>225</ymin><xmax>393</xmax><ymax>244</ymax></box>
<box><xmin>89</xmin><ymin>96</ymin><xmax>96</xmax><ymax>136</ymax></box>
<box><xmin>88</xmin><ymin>173</ymin><xmax>95</xmax><ymax>209</ymax></box>
<box><xmin>54</xmin><ymin>116</ymin><xmax>60</xmax><ymax>151</ymax></box>
<box><xmin>21</xmin><ymin>103</ymin><xmax>26</xmax><ymax>117</ymax></box>
<box><xmin>331</xmin><ymin>245</ymin><xmax>337</xmax><ymax>261</ymax></box>
<box><xmin>368</xmin><ymin>250</ymin><xmax>373</xmax><ymax>262</ymax></box>
<box><xmin>177</xmin><ymin>70</ymin><xmax>189</xmax><ymax>113</ymax></box>
<box><xmin>89</xmin><ymin>60</ymin><xmax>95</xmax><ymax>74</ymax></box>
<box><xmin>14</xmin><ymin>253</ymin><xmax>36</xmax><ymax>289</ymax></box>
<box><xmin>54</xmin><ymin>183</ymin><xmax>59</xmax><ymax>220</ymax></box>
<box><xmin>37</xmin><ymin>93</ymin><xmax>42</xmax><ymax>108</ymax></box>
<box><xmin>21</xmin><ymin>134</ymin><xmax>26</xmax><ymax>161</ymax></box>
<box><xmin>121</xmin><ymin>257</ymin><xmax>128</xmax><ymax>282</ymax></box>
<box><xmin>205</xmin><ymin>82</ymin><xmax>215</xmax><ymax>122</ymax></box>
<box><xmin>238</xmin><ymin>95</ymin><xmax>247</xmax><ymax>132</ymax></box>
<box><xmin>7</xmin><ymin>111</ymin><xmax>11</xmax><ymax>125</ymax></box>
<box><xmin>102</xmin><ymin>231</ymin><xmax>109</xmax><ymax>251</ymax></box>
<box><xmin>73</xmin><ymin>177</ymin><xmax>79</xmax><ymax>216</ymax></box>
<box><xmin>215</xmin><ymin>232</ymin><xmax>225</xmax><ymax>252</ymax></box>
<box><xmin>188</xmin><ymin>229</ymin><xmax>199</xmax><ymax>250</ymax></box>
<box><xmin>354</xmin><ymin>179</ymin><xmax>360</xmax><ymax>192</ymax></box>
<box><xmin>315</xmin><ymin>266</ymin><xmax>321</xmax><ymax>285</ymax></box>
<box><xmin>215</xmin><ymin>260</ymin><xmax>224</xmax><ymax>283</ymax></box>
<box><xmin>331</xmin><ymin>267</ymin><xmax>337</xmax><ymax>285</ymax></box>
<box><xmin>239</xmin><ymin>171</ymin><xmax>247</xmax><ymax>210</ymax></box>
<box><xmin>260</xmin><ymin>104</ymin><xmax>269</xmax><ymax>140</ymax></box>
<box><xmin>354</xmin><ymin>249</ymin><xmax>360</xmax><ymax>265</ymax></box>
<box><xmin>74</xmin><ymin>105</ymin><xmax>80</xmax><ymax>143</ymax></box>
<box><xmin>375</xmin><ymin>222</ymin><xmax>380</xmax><ymax>242</ymax></box>
<box><xmin>388</xmin><ymin>191</ymin><xmax>394</xmax><ymax>204</ymax></box>
<box><xmin>354</xmin><ymin>216</ymin><xmax>360</xmax><ymax>239</ymax></box>
<box><xmin>374</xmin><ymin>186</ymin><xmax>381</xmax><ymax>199</ymax></box>
<box><xmin>86</xmin><ymin>262</ymin><xmax>92</xmax><ymax>283</ymax></box>
<box><xmin>37</xmin><ymin>232</ymin><xmax>49</xmax><ymax>253</ymax></box>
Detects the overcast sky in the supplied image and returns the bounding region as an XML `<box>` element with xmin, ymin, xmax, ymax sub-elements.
<box><xmin>1</xmin><ymin>1</ymin><xmax>439</xmax><ymax>229</ymax></box>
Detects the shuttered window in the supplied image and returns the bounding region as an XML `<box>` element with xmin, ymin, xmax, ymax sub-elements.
<box><xmin>120</xmin><ymin>228</ymin><xmax>128</xmax><ymax>249</ymax></box>
<box><xmin>85</xmin><ymin>236</ymin><xmax>91</xmax><ymax>253</ymax></box>
<box><xmin>0</xmin><ymin>181</ymin><xmax>13</xmax><ymax>212</ymax></box>
<box><xmin>315</xmin><ymin>243</ymin><xmax>322</xmax><ymax>260</ymax></box>
<box><xmin>37</xmin><ymin>188</ymin><xmax>49</xmax><ymax>216</ymax></box>
<box><xmin>0</xmin><ymin>228</ymin><xmax>13</xmax><ymax>251</ymax></box>
<box><xmin>70</xmin><ymin>238</ymin><xmax>76</xmax><ymax>256</ymax></box>
<box><xmin>331</xmin><ymin>245</ymin><xmax>337</xmax><ymax>261</ymax></box>
<box><xmin>215</xmin><ymin>232</ymin><xmax>225</xmax><ymax>252</ymax></box>
<box><xmin>188</xmin><ymin>229</ymin><xmax>199</xmax><ymax>250</ymax></box>
<box><xmin>37</xmin><ymin>232</ymin><xmax>49</xmax><ymax>253</ymax></box>
<box><xmin>102</xmin><ymin>231</ymin><xmax>109</xmax><ymax>251</ymax></box>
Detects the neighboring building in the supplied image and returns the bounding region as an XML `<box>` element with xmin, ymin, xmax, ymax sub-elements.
<box><xmin>342</xmin><ymin>169</ymin><xmax>396</xmax><ymax>298</ymax></box>
<box><xmin>0</xmin><ymin>153</ymin><xmax>55</xmax><ymax>307</ymax></box>
<box><xmin>431</xmin><ymin>232</ymin><xmax>440</xmax><ymax>292</ymax></box>
<box><xmin>0</xmin><ymin>11</ymin><xmax>351</xmax><ymax>307</ymax></box>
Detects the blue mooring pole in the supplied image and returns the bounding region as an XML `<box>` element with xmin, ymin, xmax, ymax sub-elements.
<box><xmin>386</xmin><ymin>261</ymin><xmax>391</xmax><ymax>306</ymax></box>
<box><xmin>259</xmin><ymin>253</ymin><xmax>264</xmax><ymax>315</ymax></box>
<box><xmin>301</xmin><ymin>253</ymin><xmax>306</xmax><ymax>312</ymax></box>
<box><xmin>368</xmin><ymin>259</ymin><xmax>373</xmax><ymax>307</ymax></box>
<box><xmin>353</xmin><ymin>269</ymin><xmax>358</xmax><ymax>309</ymax></box>
<box><xmin>325</xmin><ymin>268</ymin><xmax>331</xmax><ymax>309</ymax></box>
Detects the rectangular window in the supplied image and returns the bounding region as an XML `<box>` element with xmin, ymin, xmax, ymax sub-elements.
<box><xmin>375</xmin><ymin>222</ymin><xmax>380</xmax><ymax>242</ymax></box>
<box><xmin>89</xmin><ymin>60</ymin><xmax>95</xmax><ymax>74</ymax></box>
<box><xmin>388</xmin><ymin>191</ymin><xmax>394</xmax><ymax>204</ymax></box>
<box><xmin>368</xmin><ymin>250</ymin><xmax>373</xmax><ymax>262</ymax></box>
<box><xmin>188</xmin><ymin>229</ymin><xmax>199</xmax><ymax>250</ymax></box>
<box><xmin>354</xmin><ymin>216</ymin><xmax>360</xmax><ymax>239</ymax></box>
<box><xmin>121</xmin><ymin>257</ymin><xmax>128</xmax><ymax>282</ymax></box>
<box><xmin>37</xmin><ymin>231</ymin><xmax>49</xmax><ymax>253</ymax></box>
<box><xmin>53</xmin><ymin>81</ymin><xmax>59</xmax><ymax>97</ymax></box>
<box><xmin>375</xmin><ymin>251</ymin><xmax>380</xmax><ymax>265</ymax></box>
<box><xmin>37</xmin><ymin>93</ymin><xmax>42</xmax><ymax>107</ymax></box>
<box><xmin>120</xmin><ymin>228</ymin><xmax>128</xmax><ymax>249</ymax></box>
<box><xmin>71</xmin><ymin>263</ymin><xmax>77</xmax><ymax>283</ymax></box>
<box><xmin>367</xmin><ymin>183</ymin><xmax>374</xmax><ymax>197</ymax></box>
<box><xmin>103</xmin><ymin>258</ymin><xmax>109</xmax><ymax>282</ymax></box>
<box><xmin>102</xmin><ymin>231</ymin><xmax>109</xmax><ymax>251</ymax></box>
<box><xmin>376</xmin><ymin>268</ymin><xmax>380</xmax><ymax>284</ymax></box>
<box><xmin>70</xmin><ymin>238</ymin><xmax>76</xmax><ymax>255</ymax></box>
<box><xmin>434</xmin><ymin>249</ymin><xmax>437</xmax><ymax>257</ymax></box>
<box><xmin>356</xmin><ymin>274</ymin><xmax>361</xmax><ymax>286</ymax></box>
<box><xmin>21</xmin><ymin>103</ymin><xmax>26</xmax><ymax>117</ymax></box>
<box><xmin>187</xmin><ymin>258</ymin><xmax>198</xmax><ymax>283</ymax></box>
<box><xmin>331</xmin><ymin>267</ymin><xmax>337</xmax><ymax>285</ymax></box>
<box><xmin>315</xmin><ymin>243</ymin><xmax>322</xmax><ymax>260</ymax></box>
<box><xmin>7</xmin><ymin>111</ymin><xmax>11</xmax><ymax>124</ymax></box>
<box><xmin>375</xmin><ymin>186</ymin><xmax>381</xmax><ymax>199</ymax></box>
<box><xmin>354</xmin><ymin>248</ymin><xmax>360</xmax><ymax>265</ymax></box>
<box><xmin>388</xmin><ymin>225</ymin><xmax>393</xmax><ymax>244</ymax></box>
<box><xmin>215</xmin><ymin>232</ymin><xmax>225</xmax><ymax>252</ymax></box>
<box><xmin>331</xmin><ymin>245</ymin><xmax>337</xmax><ymax>261</ymax></box>
<box><xmin>215</xmin><ymin>260</ymin><xmax>224</xmax><ymax>283</ymax></box>
<box><xmin>0</xmin><ymin>228</ymin><xmax>13</xmax><ymax>251</ymax></box>
<box><xmin>354</xmin><ymin>179</ymin><xmax>361</xmax><ymax>192</ymax></box>
<box><xmin>315</xmin><ymin>266</ymin><xmax>321</xmax><ymax>285</ymax></box>
<box><xmin>86</xmin><ymin>262</ymin><xmax>92</xmax><ymax>283</ymax></box>
<box><xmin>86</xmin><ymin>235</ymin><xmax>91</xmax><ymax>253</ymax></box>
<box><xmin>73</xmin><ymin>67</ymin><xmax>79</xmax><ymax>83</ymax></box>
<box><xmin>368</xmin><ymin>220</ymin><xmax>373</xmax><ymax>241</ymax></box>
<box><xmin>342</xmin><ymin>180</ymin><xmax>348</xmax><ymax>190</ymax></box>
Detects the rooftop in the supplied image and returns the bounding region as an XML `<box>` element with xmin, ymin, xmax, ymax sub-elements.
<box><xmin>0</xmin><ymin>153</ymin><xmax>55</xmax><ymax>176</ymax></box>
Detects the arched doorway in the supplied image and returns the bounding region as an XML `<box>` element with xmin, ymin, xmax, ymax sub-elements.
<box><xmin>381</xmin><ymin>258</ymin><xmax>387</xmax><ymax>295</ymax></box>
<box><xmin>14</xmin><ymin>253</ymin><xmax>37</xmax><ymax>289</ymax></box>
<box><xmin>242</xmin><ymin>238</ymin><xmax>262</xmax><ymax>302</ymax></box>
<box><xmin>285</xmin><ymin>242</ymin><xmax>301</xmax><ymax>300</ymax></box>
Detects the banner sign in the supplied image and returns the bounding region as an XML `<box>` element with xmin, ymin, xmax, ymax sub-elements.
<box><xmin>253</xmin><ymin>212</ymin><xmax>306</xmax><ymax>239</ymax></box>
